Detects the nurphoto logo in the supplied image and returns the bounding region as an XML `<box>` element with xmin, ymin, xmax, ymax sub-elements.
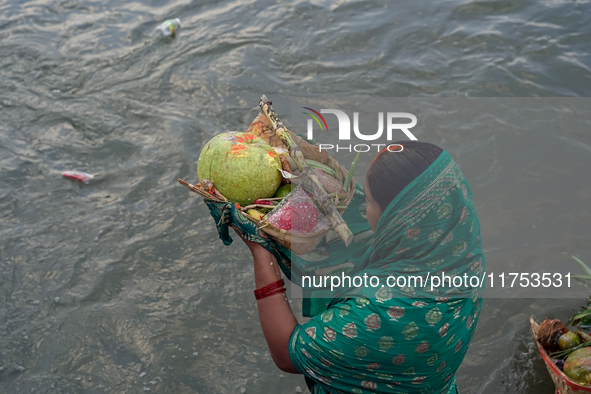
<box><xmin>303</xmin><ymin>107</ymin><xmax>418</xmax><ymax>152</ymax></box>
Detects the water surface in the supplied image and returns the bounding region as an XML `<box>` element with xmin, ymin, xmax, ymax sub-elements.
<box><xmin>1</xmin><ymin>0</ymin><xmax>591</xmax><ymax>393</ymax></box>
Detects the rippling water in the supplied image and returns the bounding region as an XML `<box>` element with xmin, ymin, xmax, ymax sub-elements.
<box><xmin>1</xmin><ymin>0</ymin><xmax>591</xmax><ymax>392</ymax></box>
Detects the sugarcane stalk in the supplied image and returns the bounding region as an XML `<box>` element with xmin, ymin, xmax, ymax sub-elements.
<box><xmin>259</xmin><ymin>95</ymin><xmax>353</xmax><ymax>246</ymax></box>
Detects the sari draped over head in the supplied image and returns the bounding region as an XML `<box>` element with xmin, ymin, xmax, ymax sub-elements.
<box><xmin>287</xmin><ymin>150</ymin><xmax>486</xmax><ymax>394</ymax></box>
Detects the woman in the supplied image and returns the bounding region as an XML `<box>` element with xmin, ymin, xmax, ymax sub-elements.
<box><xmin>239</xmin><ymin>141</ymin><xmax>485</xmax><ymax>394</ymax></box>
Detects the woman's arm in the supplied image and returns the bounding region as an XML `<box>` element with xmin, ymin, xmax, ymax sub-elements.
<box><xmin>244</xmin><ymin>239</ymin><xmax>300</xmax><ymax>374</ymax></box>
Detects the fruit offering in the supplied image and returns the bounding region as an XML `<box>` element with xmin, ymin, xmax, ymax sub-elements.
<box><xmin>559</xmin><ymin>332</ymin><xmax>583</xmax><ymax>350</ymax></box>
<box><xmin>265</xmin><ymin>186</ymin><xmax>327</xmax><ymax>233</ymax></box>
<box><xmin>274</xmin><ymin>184</ymin><xmax>292</xmax><ymax>198</ymax></box>
<box><xmin>564</xmin><ymin>347</ymin><xmax>591</xmax><ymax>384</ymax></box>
<box><xmin>197</xmin><ymin>132</ymin><xmax>282</xmax><ymax>205</ymax></box>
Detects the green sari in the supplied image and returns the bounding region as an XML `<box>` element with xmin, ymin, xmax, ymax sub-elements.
<box><xmin>287</xmin><ymin>150</ymin><xmax>485</xmax><ymax>394</ymax></box>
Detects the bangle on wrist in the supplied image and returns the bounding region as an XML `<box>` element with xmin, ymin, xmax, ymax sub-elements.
<box><xmin>254</xmin><ymin>279</ymin><xmax>285</xmax><ymax>300</ymax></box>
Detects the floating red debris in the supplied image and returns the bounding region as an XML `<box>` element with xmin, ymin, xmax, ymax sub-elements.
<box><xmin>62</xmin><ymin>171</ymin><xmax>94</xmax><ymax>183</ymax></box>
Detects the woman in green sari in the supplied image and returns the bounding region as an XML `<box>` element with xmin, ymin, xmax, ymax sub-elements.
<box><xmin>238</xmin><ymin>141</ymin><xmax>485</xmax><ymax>394</ymax></box>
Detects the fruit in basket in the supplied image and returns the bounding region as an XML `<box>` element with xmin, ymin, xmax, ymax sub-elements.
<box><xmin>271</xmin><ymin>204</ymin><xmax>291</xmax><ymax>231</ymax></box>
<box><xmin>275</xmin><ymin>184</ymin><xmax>292</xmax><ymax>198</ymax></box>
<box><xmin>266</xmin><ymin>187</ymin><xmax>321</xmax><ymax>233</ymax></box>
<box><xmin>197</xmin><ymin>132</ymin><xmax>282</xmax><ymax>205</ymax></box>
<box><xmin>270</xmin><ymin>203</ymin><xmax>319</xmax><ymax>233</ymax></box>
<box><xmin>293</xmin><ymin>202</ymin><xmax>319</xmax><ymax>232</ymax></box>
<box><xmin>537</xmin><ymin>319</ymin><xmax>569</xmax><ymax>352</ymax></box>
<box><xmin>559</xmin><ymin>332</ymin><xmax>582</xmax><ymax>350</ymax></box>
<box><xmin>579</xmin><ymin>331</ymin><xmax>591</xmax><ymax>343</ymax></box>
<box><xmin>247</xmin><ymin>209</ymin><xmax>264</xmax><ymax>221</ymax></box>
<box><xmin>564</xmin><ymin>347</ymin><xmax>591</xmax><ymax>384</ymax></box>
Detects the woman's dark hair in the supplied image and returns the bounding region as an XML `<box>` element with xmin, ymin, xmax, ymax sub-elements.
<box><xmin>366</xmin><ymin>141</ymin><xmax>444</xmax><ymax>212</ymax></box>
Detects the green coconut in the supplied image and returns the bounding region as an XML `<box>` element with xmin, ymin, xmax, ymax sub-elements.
<box><xmin>564</xmin><ymin>347</ymin><xmax>591</xmax><ymax>384</ymax></box>
<box><xmin>197</xmin><ymin>131</ymin><xmax>282</xmax><ymax>205</ymax></box>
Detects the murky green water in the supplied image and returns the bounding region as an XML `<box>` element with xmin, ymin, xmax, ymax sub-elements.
<box><xmin>1</xmin><ymin>0</ymin><xmax>591</xmax><ymax>393</ymax></box>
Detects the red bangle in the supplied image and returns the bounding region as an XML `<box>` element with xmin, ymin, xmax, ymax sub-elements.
<box><xmin>254</xmin><ymin>279</ymin><xmax>285</xmax><ymax>299</ymax></box>
<box><xmin>255</xmin><ymin>279</ymin><xmax>284</xmax><ymax>295</ymax></box>
<box><xmin>254</xmin><ymin>279</ymin><xmax>285</xmax><ymax>300</ymax></box>
<box><xmin>257</xmin><ymin>286</ymin><xmax>286</xmax><ymax>300</ymax></box>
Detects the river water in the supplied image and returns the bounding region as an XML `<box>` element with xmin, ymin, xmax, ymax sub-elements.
<box><xmin>1</xmin><ymin>0</ymin><xmax>591</xmax><ymax>393</ymax></box>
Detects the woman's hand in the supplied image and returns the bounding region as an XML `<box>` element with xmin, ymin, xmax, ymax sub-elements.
<box><xmin>238</xmin><ymin>235</ymin><xmax>274</xmax><ymax>262</ymax></box>
<box><xmin>233</xmin><ymin>229</ymin><xmax>300</xmax><ymax>373</ymax></box>
<box><xmin>241</xmin><ymin>236</ymin><xmax>266</xmax><ymax>253</ymax></box>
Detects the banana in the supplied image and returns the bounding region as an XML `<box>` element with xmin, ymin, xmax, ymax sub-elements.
<box><xmin>247</xmin><ymin>209</ymin><xmax>265</xmax><ymax>221</ymax></box>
